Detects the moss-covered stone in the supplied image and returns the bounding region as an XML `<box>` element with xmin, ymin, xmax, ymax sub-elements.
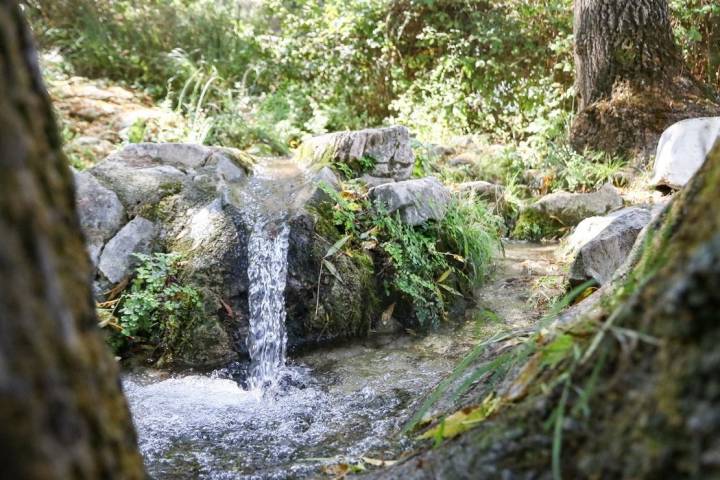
<box><xmin>512</xmin><ymin>208</ymin><xmax>565</xmax><ymax>241</ymax></box>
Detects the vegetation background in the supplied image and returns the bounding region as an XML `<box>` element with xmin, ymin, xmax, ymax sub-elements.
<box><xmin>25</xmin><ymin>0</ymin><xmax>719</xmax><ymax>153</ymax></box>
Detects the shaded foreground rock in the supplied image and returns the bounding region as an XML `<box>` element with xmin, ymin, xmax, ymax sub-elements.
<box><xmin>651</xmin><ymin>116</ymin><xmax>720</xmax><ymax>189</ymax></box>
<box><xmin>298</xmin><ymin>125</ymin><xmax>415</xmax><ymax>183</ymax></box>
<box><xmin>561</xmin><ymin>207</ymin><xmax>652</xmax><ymax>285</ymax></box>
<box><xmin>370</xmin><ymin>176</ymin><xmax>451</xmax><ymax>226</ymax></box>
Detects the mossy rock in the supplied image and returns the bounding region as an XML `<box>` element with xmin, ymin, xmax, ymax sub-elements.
<box><xmin>512</xmin><ymin>208</ymin><xmax>565</xmax><ymax>241</ymax></box>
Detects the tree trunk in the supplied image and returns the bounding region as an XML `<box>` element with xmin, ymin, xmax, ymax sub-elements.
<box><xmin>570</xmin><ymin>0</ymin><xmax>720</xmax><ymax>160</ymax></box>
<box><xmin>0</xmin><ymin>2</ymin><xmax>145</xmax><ymax>478</ymax></box>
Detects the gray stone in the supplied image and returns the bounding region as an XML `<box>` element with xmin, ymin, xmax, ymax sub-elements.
<box><xmin>370</xmin><ymin>176</ymin><xmax>451</xmax><ymax>226</ymax></box>
<box><xmin>73</xmin><ymin>170</ymin><xmax>126</xmax><ymax>264</ymax></box>
<box><xmin>298</xmin><ymin>125</ymin><xmax>415</xmax><ymax>182</ymax></box>
<box><xmin>360</xmin><ymin>174</ymin><xmax>395</xmax><ymax>188</ymax></box>
<box><xmin>456</xmin><ymin>180</ymin><xmax>504</xmax><ymax>202</ymax></box>
<box><xmin>532</xmin><ymin>183</ymin><xmax>623</xmax><ymax>226</ymax></box>
<box><xmin>652</xmin><ymin>117</ymin><xmax>720</xmax><ymax>189</ymax></box>
<box><xmin>90</xmin><ymin>143</ymin><xmax>252</xmax><ymax>211</ymax></box>
<box><xmin>98</xmin><ymin>216</ymin><xmax>157</xmax><ymax>283</ymax></box>
<box><xmin>562</xmin><ymin>207</ymin><xmax>652</xmax><ymax>285</ymax></box>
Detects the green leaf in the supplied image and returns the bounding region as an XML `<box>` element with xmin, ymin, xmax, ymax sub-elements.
<box><xmin>322</xmin><ymin>259</ymin><xmax>344</xmax><ymax>284</ymax></box>
<box><xmin>324</xmin><ymin>235</ymin><xmax>351</xmax><ymax>258</ymax></box>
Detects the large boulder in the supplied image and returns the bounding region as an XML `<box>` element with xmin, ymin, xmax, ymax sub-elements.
<box><xmin>532</xmin><ymin>183</ymin><xmax>622</xmax><ymax>226</ymax></box>
<box><xmin>370</xmin><ymin>176</ymin><xmax>451</xmax><ymax>226</ymax></box>
<box><xmin>651</xmin><ymin>117</ymin><xmax>720</xmax><ymax>189</ymax></box>
<box><xmin>80</xmin><ymin>143</ymin><xmax>380</xmax><ymax>368</ymax></box>
<box><xmin>73</xmin><ymin>170</ymin><xmax>126</xmax><ymax>264</ymax></box>
<box><xmin>297</xmin><ymin>125</ymin><xmax>415</xmax><ymax>184</ymax></box>
<box><xmin>98</xmin><ymin>216</ymin><xmax>157</xmax><ymax>284</ymax></box>
<box><xmin>561</xmin><ymin>207</ymin><xmax>652</xmax><ymax>285</ymax></box>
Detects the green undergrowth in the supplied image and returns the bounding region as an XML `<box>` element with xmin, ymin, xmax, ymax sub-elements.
<box><xmin>402</xmin><ymin>148</ymin><xmax>720</xmax><ymax>477</ymax></box>
<box><xmin>312</xmin><ymin>181</ymin><xmax>502</xmax><ymax>330</ymax></box>
<box><xmin>98</xmin><ymin>252</ymin><xmax>203</xmax><ymax>362</ymax></box>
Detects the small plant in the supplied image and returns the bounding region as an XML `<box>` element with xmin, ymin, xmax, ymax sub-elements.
<box><xmin>107</xmin><ymin>252</ymin><xmax>203</xmax><ymax>357</ymax></box>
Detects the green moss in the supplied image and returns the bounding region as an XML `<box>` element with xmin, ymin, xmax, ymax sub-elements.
<box><xmin>309</xmin><ymin>247</ymin><xmax>379</xmax><ymax>338</ymax></box>
<box><xmin>310</xmin><ymin>203</ymin><xmax>343</xmax><ymax>243</ymax></box>
<box><xmin>220</xmin><ymin>148</ymin><xmax>256</xmax><ymax>174</ymax></box>
<box><xmin>136</xmin><ymin>195</ymin><xmax>177</xmax><ymax>223</ymax></box>
<box><xmin>512</xmin><ymin>208</ymin><xmax>564</xmax><ymax>241</ymax></box>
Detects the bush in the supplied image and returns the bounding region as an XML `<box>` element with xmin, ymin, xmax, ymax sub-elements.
<box><xmin>27</xmin><ymin>0</ymin><xmax>719</xmax><ymax>153</ymax></box>
<box><xmin>316</xmin><ymin>180</ymin><xmax>502</xmax><ymax>329</ymax></box>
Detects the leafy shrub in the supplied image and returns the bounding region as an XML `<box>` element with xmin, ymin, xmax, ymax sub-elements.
<box><xmin>316</xmin><ymin>180</ymin><xmax>501</xmax><ymax>329</ymax></box>
<box><xmin>28</xmin><ymin>0</ymin><xmax>719</xmax><ymax>154</ymax></box>
<box><xmin>106</xmin><ymin>253</ymin><xmax>203</xmax><ymax>357</ymax></box>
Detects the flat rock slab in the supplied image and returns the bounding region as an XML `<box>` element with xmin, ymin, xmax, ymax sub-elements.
<box><xmin>370</xmin><ymin>176</ymin><xmax>451</xmax><ymax>226</ymax></box>
<box><xmin>562</xmin><ymin>207</ymin><xmax>652</xmax><ymax>285</ymax></box>
<box><xmin>532</xmin><ymin>183</ymin><xmax>623</xmax><ymax>226</ymax></box>
<box><xmin>298</xmin><ymin>125</ymin><xmax>415</xmax><ymax>182</ymax></box>
<box><xmin>652</xmin><ymin>116</ymin><xmax>720</xmax><ymax>189</ymax></box>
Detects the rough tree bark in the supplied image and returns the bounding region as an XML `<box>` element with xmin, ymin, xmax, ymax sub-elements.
<box><xmin>570</xmin><ymin>0</ymin><xmax>720</xmax><ymax>160</ymax></box>
<box><xmin>0</xmin><ymin>2</ymin><xmax>145</xmax><ymax>478</ymax></box>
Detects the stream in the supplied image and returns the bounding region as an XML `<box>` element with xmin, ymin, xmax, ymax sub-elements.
<box><xmin>121</xmin><ymin>159</ymin><xmax>561</xmax><ymax>479</ymax></box>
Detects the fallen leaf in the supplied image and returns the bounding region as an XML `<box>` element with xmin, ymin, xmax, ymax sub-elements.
<box><xmin>361</xmin><ymin>456</ymin><xmax>397</xmax><ymax>467</ymax></box>
<box><xmin>418</xmin><ymin>394</ymin><xmax>500</xmax><ymax>441</ymax></box>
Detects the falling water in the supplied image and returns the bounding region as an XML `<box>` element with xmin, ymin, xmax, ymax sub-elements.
<box><xmin>246</xmin><ymin>219</ymin><xmax>290</xmax><ymax>391</ymax></box>
<box><xmin>230</xmin><ymin>158</ymin><xmax>308</xmax><ymax>392</ymax></box>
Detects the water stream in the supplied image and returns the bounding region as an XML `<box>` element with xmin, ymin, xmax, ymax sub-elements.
<box><xmin>245</xmin><ymin>217</ymin><xmax>290</xmax><ymax>391</ymax></box>
<box><xmin>121</xmin><ymin>157</ymin><xmax>560</xmax><ymax>478</ymax></box>
<box><xmin>231</xmin><ymin>158</ymin><xmax>303</xmax><ymax>391</ymax></box>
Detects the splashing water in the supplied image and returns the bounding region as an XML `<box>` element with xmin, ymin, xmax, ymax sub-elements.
<box><xmin>246</xmin><ymin>219</ymin><xmax>290</xmax><ymax>391</ymax></box>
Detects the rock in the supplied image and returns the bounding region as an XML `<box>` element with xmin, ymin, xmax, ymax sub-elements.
<box><xmin>284</xmin><ymin>214</ymin><xmax>380</xmax><ymax>352</ymax></box>
<box><xmin>307</xmin><ymin>167</ymin><xmax>341</xmax><ymax>205</ymax></box>
<box><xmin>98</xmin><ymin>216</ymin><xmax>157</xmax><ymax>284</ymax></box>
<box><xmin>74</xmin><ymin>142</ymin><xmax>384</xmax><ymax>368</ymax></box>
<box><xmin>73</xmin><ymin>170</ymin><xmax>126</xmax><ymax>264</ymax></box>
<box><xmin>370</xmin><ymin>177</ymin><xmax>451</xmax><ymax>226</ymax></box>
<box><xmin>360</xmin><ymin>174</ymin><xmax>395</xmax><ymax>188</ymax></box>
<box><xmin>532</xmin><ymin>183</ymin><xmax>623</xmax><ymax>226</ymax></box>
<box><xmin>428</xmin><ymin>144</ymin><xmax>456</xmax><ymax>159</ymax></box>
<box><xmin>561</xmin><ymin>207</ymin><xmax>652</xmax><ymax>285</ymax></box>
<box><xmin>448</xmin><ymin>152</ymin><xmax>478</xmax><ymax>167</ymax></box>
<box><xmin>298</xmin><ymin>125</ymin><xmax>415</xmax><ymax>182</ymax></box>
<box><xmin>90</xmin><ymin>143</ymin><xmax>252</xmax><ymax>212</ymax></box>
<box><xmin>456</xmin><ymin>181</ymin><xmax>504</xmax><ymax>202</ymax></box>
<box><xmin>651</xmin><ymin>117</ymin><xmax>720</xmax><ymax>189</ymax></box>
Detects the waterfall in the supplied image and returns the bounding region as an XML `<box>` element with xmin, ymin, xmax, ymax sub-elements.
<box><xmin>226</xmin><ymin>157</ymin><xmax>309</xmax><ymax>392</ymax></box>
<box><xmin>246</xmin><ymin>218</ymin><xmax>290</xmax><ymax>391</ymax></box>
